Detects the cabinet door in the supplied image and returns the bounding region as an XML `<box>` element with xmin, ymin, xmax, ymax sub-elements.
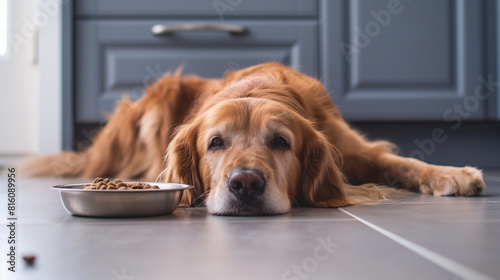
<box><xmin>321</xmin><ymin>0</ymin><xmax>488</xmax><ymax>121</ymax></box>
<box><xmin>75</xmin><ymin>20</ymin><xmax>318</xmax><ymax>123</ymax></box>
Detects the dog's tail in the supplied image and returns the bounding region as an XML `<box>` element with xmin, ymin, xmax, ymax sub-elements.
<box><xmin>22</xmin><ymin>151</ymin><xmax>87</xmax><ymax>177</ymax></box>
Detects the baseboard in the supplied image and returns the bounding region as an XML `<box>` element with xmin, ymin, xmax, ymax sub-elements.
<box><xmin>351</xmin><ymin>122</ymin><xmax>500</xmax><ymax>169</ymax></box>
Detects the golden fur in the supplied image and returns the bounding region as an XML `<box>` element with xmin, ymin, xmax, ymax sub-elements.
<box><xmin>26</xmin><ymin>63</ymin><xmax>486</xmax><ymax>215</ymax></box>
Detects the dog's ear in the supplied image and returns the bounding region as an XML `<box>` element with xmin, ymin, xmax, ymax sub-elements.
<box><xmin>298</xmin><ymin>128</ymin><xmax>350</xmax><ymax>207</ymax></box>
<box><xmin>163</xmin><ymin>122</ymin><xmax>203</xmax><ymax>206</ymax></box>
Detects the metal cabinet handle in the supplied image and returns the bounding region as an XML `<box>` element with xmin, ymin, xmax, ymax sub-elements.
<box><xmin>151</xmin><ymin>24</ymin><xmax>246</xmax><ymax>36</ymax></box>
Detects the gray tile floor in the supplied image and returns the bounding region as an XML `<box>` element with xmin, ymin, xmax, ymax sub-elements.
<box><xmin>1</xmin><ymin>172</ymin><xmax>499</xmax><ymax>280</ymax></box>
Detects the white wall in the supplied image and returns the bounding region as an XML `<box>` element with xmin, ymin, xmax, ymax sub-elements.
<box><xmin>0</xmin><ymin>0</ymin><xmax>62</xmax><ymax>155</ymax></box>
<box><xmin>35</xmin><ymin>0</ymin><xmax>62</xmax><ymax>154</ymax></box>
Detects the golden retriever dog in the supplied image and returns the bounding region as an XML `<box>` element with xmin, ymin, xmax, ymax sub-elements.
<box><xmin>27</xmin><ymin>63</ymin><xmax>485</xmax><ymax>215</ymax></box>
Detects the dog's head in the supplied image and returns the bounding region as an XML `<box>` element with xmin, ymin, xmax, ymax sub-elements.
<box><xmin>163</xmin><ymin>66</ymin><xmax>349</xmax><ymax>215</ymax></box>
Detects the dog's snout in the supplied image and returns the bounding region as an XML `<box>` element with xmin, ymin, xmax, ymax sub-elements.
<box><xmin>228</xmin><ymin>168</ymin><xmax>266</xmax><ymax>199</ymax></box>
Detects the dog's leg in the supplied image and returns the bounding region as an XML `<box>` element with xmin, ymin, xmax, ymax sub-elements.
<box><xmin>327</xmin><ymin>122</ymin><xmax>485</xmax><ymax>196</ymax></box>
<box><xmin>346</xmin><ymin>151</ymin><xmax>484</xmax><ymax>196</ymax></box>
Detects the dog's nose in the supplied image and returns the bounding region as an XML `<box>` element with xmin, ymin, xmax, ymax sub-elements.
<box><xmin>228</xmin><ymin>168</ymin><xmax>266</xmax><ymax>199</ymax></box>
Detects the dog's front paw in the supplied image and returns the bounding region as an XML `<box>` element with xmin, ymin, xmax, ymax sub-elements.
<box><xmin>419</xmin><ymin>166</ymin><xmax>485</xmax><ymax>196</ymax></box>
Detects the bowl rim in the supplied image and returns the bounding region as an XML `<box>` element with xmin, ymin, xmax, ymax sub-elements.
<box><xmin>51</xmin><ymin>182</ymin><xmax>194</xmax><ymax>193</ymax></box>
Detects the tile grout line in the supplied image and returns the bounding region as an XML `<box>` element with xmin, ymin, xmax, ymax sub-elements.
<box><xmin>12</xmin><ymin>218</ymin><xmax>358</xmax><ymax>226</ymax></box>
<box><xmin>339</xmin><ymin>208</ymin><xmax>495</xmax><ymax>280</ymax></box>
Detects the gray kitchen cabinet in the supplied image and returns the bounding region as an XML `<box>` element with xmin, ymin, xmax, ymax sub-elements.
<box><xmin>64</xmin><ymin>0</ymin><xmax>499</xmax><ymax>167</ymax></box>
<box><xmin>321</xmin><ymin>0</ymin><xmax>493</xmax><ymax>121</ymax></box>
<box><xmin>75</xmin><ymin>20</ymin><xmax>318</xmax><ymax>123</ymax></box>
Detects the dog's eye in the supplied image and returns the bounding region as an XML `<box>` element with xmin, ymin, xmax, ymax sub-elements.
<box><xmin>271</xmin><ymin>136</ymin><xmax>290</xmax><ymax>150</ymax></box>
<box><xmin>209</xmin><ymin>137</ymin><xmax>225</xmax><ymax>150</ymax></box>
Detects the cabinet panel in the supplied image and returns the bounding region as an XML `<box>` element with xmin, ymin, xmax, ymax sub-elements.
<box><xmin>351</xmin><ymin>0</ymin><xmax>451</xmax><ymax>88</ymax></box>
<box><xmin>75</xmin><ymin>0</ymin><xmax>317</xmax><ymax>17</ymax></box>
<box><xmin>75</xmin><ymin>20</ymin><xmax>318</xmax><ymax>123</ymax></box>
<box><xmin>321</xmin><ymin>0</ymin><xmax>487</xmax><ymax>121</ymax></box>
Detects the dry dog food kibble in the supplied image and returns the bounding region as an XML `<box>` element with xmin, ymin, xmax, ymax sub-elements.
<box><xmin>84</xmin><ymin>177</ymin><xmax>159</xmax><ymax>190</ymax></box>
<box><xmin>23</xmin><ymin>255</ymin><xmax>36</xmax><ymax>266</ymax></box>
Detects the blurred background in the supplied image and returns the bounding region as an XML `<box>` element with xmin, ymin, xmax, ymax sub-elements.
<box><xmin>0</xmin><ymin>0</ymin><xmax>499</xmax><ymax>168</ymax></box>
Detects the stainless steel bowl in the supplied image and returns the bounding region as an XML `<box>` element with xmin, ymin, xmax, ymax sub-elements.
<box><xmin>51</xmin><ymin>182</ymin><xmax>193</xmax><ymax>218</ymax></box>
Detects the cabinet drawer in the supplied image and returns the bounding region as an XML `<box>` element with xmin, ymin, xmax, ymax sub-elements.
<box><xmin>75</xmin><ymin>0</ymin><xmax>317</xmax><ymax>17</ymax></box>
<box><xmin>75</xmin><ymin>20</ymin><xmax>318</xmax><ymax>123</ymax></box>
